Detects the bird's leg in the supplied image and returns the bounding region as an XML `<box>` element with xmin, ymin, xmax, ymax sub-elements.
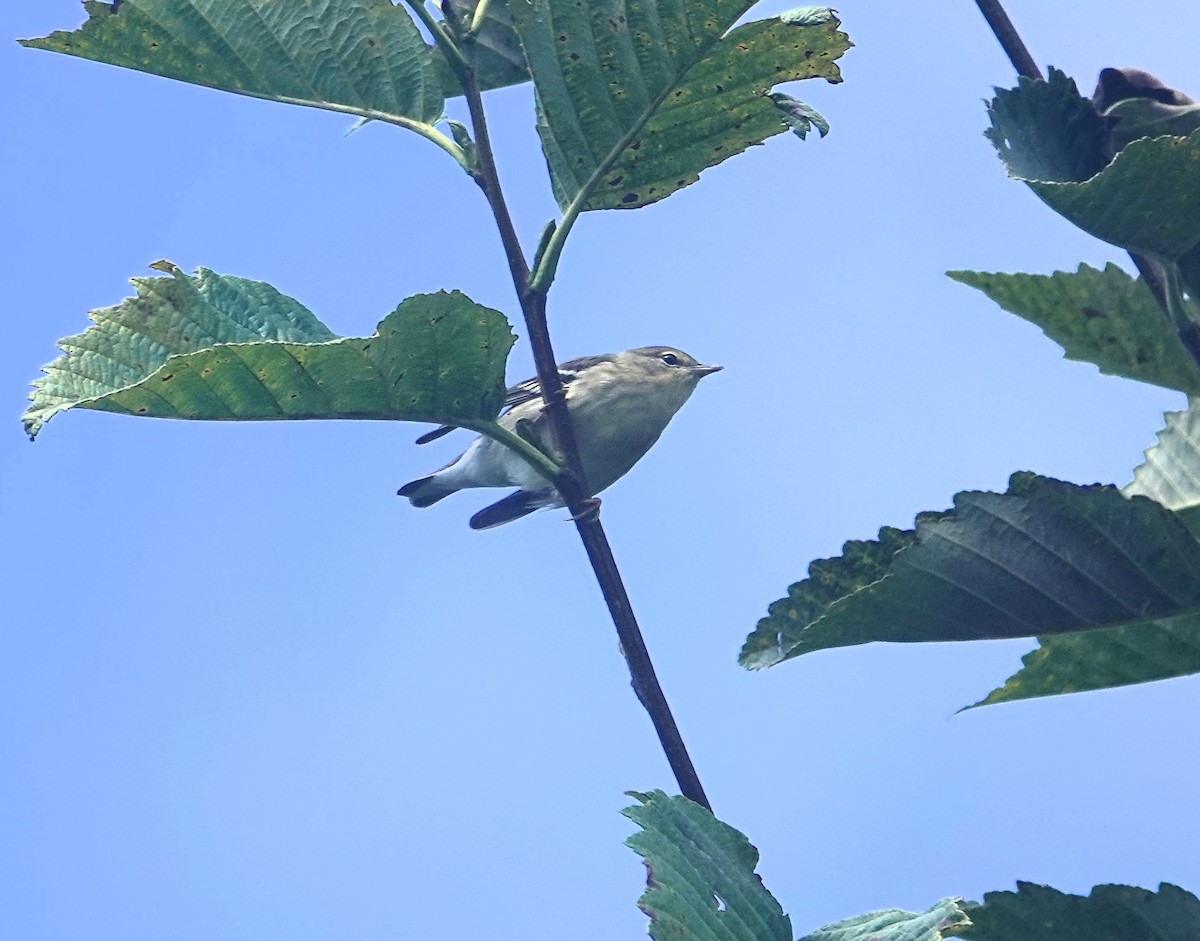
<box><xmin>569</xmin><ymin>497</ymin><xmax>602</xmax><ymax>523</ymax></box>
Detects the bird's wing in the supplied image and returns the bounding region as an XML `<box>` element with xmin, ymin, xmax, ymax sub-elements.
<box><xmin>413</xmin><ymin>354</ymin><xmax>614</xmax><ymax>444</ymax></box>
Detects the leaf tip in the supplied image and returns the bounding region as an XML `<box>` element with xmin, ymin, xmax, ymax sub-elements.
<box><xmin>778</xmin><ymin>6</ymin><xmax>838</xmax><ymax>27</ymax></box>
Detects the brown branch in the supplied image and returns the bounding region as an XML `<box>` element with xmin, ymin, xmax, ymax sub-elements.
<box><xmin>973</xmin><ymin>0</ymin><xmax>1041</xmax><ymax>81</ymax></box>
<box><xmin>459</xmin><ymin>64</ymin><xmax>712</xmax><ymax>811</ymax></box>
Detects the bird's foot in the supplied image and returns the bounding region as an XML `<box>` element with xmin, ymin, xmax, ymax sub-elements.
<box><xmin>569</xmin><ymin>497</ymin><xmax>602</xmax><ymax>524</ymax></box>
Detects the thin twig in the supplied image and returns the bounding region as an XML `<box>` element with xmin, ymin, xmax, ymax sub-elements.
<box><xmin>973</xmin><ymin>0</ymin><xmax>1041</xmax><ymax>81</ymax></box>
<box><xmin>459</xmin><ymin>63</ymin><xmax>712</xmax><ymax>810</ymax></box>
<box><xmin>973</xmin><ymin>0</ymin><xmax>1197</xmax><ymax>369</ymax></box>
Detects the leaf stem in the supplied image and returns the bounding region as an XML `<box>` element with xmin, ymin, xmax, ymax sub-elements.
<box><xmin>196</xmin><ymin>89</ymin><xmax>473</xmax><ymax>172</ymax></box>
<box><xmin>412</xmin><ymin>123</ymin><xmax>474</xmax><ymax>172</ymax></box>
<box><xmin>473</xmin><ymin>420</ymin><xmax>562</xmax><ymax>482</ymax></box>
<box><xmin>468</xmin><ymin>0</ymin><xmax>495</xmax><ymax>37</ymax></box>
<box><xmin>528</xmin><ymin>81</ymin><xmax>680</xmax><ymax>291</ymax></box>
<box><xmin>459</xmin><ymin>59</ymin><xmax>712</xmax><ymax>811</ymax></box>
<box><xmin>401</xmin><ymin>0</ymin><xmax>469</xmax><ymax>77</ymax></box>
<box><xmin>528</xmin><ymin>198</ymin><xmax>579</xmax><ymax>292</ymax></box>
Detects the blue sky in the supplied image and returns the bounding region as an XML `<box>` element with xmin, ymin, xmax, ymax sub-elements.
<box><xmin>3</xmin><ymin>2</ymin><xmax>1198</xmax><ymax>939</ymax></box>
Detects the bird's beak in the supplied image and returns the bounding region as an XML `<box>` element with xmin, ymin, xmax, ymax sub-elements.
<box><xmin>693</xmin><ymin>364</ymin><xmax>723</xmax><ymax>377</ymax></box>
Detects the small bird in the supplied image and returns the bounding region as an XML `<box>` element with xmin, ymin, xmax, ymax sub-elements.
<box><xmin>398</xmin><ymin>346</ymin><xmax>722</xmax><ymax>529</ymax></box>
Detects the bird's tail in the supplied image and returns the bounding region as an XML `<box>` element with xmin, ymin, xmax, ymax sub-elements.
<box><xmin>469</xmin><ymin>490</ymin><xmax>546</xmax><ymax>530</ymax></box>
<box><xmin>397</xmin><ymin>474</ymin><xmax>457</xmax><ymax>508</ymax></box>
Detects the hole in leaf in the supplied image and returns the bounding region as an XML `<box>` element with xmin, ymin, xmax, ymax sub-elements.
<box><xmin>714</xmin><ymin>893</ymin><xmax>727</xmax><ymax>912</ymax></box>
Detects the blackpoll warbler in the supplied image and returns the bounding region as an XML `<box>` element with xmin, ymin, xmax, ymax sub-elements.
<box><xmin>398</xmin><ymin>346</ymin><xmax>722</xmax><ymax>529</ymax></box>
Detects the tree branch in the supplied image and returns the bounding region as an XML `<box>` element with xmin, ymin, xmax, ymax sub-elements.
<box><xmin>458</xmin><ymin>64</ymin><xmax>712</xmax><ymax>810</ymax></box>
<box><xmin>973</xmin><ymin>0</ymin><xmax>1041</xmax><ymax>82</ymax></box>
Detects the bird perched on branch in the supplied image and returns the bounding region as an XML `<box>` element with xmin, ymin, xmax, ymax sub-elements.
<box><xmin>398</xmin><ymin>346</ymin><xmax>722</xmax><ymax>529</ymax></box>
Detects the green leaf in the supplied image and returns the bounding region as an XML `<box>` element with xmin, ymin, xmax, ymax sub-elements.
<box><xmin>510</xmin><ymin>1</ymin><xmax>848</xmax><ymax>212</ymax></box>
<box><xmin>771</xmin><ymin>93</ymin><xmax>830</xmax><ymax>141</ymax></box>
<box><xmin>970</xmin><ymin>405</ymin><xmax>1200</xmax><ymax>708</ymax></box>
<box><xmin>970</xmin><ymin>612</ymin><xmax>1200</xmax><ymax>707</ymax></box>
<box><xmin>985</xmin><ymin>67</ymin><xmax>1109</xmax><ymax>184</ymax></box>
<box><xmin>961</xmin><ymin>882</ymin><xmax>1200</xmax><ymax>941</ymax></box>
<box><xmin>624</xmin><ymin>790</ymin><xmax>791</xmax><ymax>941</ymax></box>
<box><xmin>948</xmin><ymin>264</ymin><xmax>1200</xmax><ymax>395</ymax></box>
<box><xmin>25</xmin><ymin>264</ymin><xmax>515</xmax><ymax>438</ymax></box>
<box><xmin>986</xmin><ymin>68</ymin><xmax>1200</xmax><ymax>265</ymax></box>
<box><xmin>1127</xmin><ymin>401</ymin><xmax>1200</xmax><ymax>510</ymax></box>
<box><xmin>1026</xmin><ymin>129</ymin><xmax>1200</xmax><ymax>264</ymax></box>
<box><xmin>800</xmin><ymin>899</ymin><xmax>972</xmax><ymax>941</ymax></box>
<box><xmin>22</xmin><ymin>0</ymin><xmax>445</xmax><ymax>130</ymax></box>
<box><xmin>740</xmin><ymin>473</ymin><xmax>1200</xmax><ymax>681</ymax></box>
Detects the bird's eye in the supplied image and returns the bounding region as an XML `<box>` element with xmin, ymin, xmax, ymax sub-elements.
<box><xmin>660</xmin><ymin>352</ymin><xmax>680</xmax><ymax>366</ymax></box>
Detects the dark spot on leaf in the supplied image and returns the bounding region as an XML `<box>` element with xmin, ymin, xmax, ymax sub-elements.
<box><xmin>558</xmin><ymin>34</ymin><xmax>567</xmax><ymax>41</ymax></box>
<box><xmin>367</xmin><ymin>37</ymin><xmax>377</xmax><ymax>46</ymax></box>
<box><xmin>570</xmin><ymin>52</ymin><xmax>580</xmax><ymax>60</ymax></box>
<box><xmin>622</xmin><ymin>192</ymin><xmax>639</xmax><ymax>203</ymax></box>
<box><xmin>136</xmin><ymin>407</ymin><xmax>148</xmax><ymax>414</ymax></box>
<box><xmin>715</xmin><ymin>84</ymin><xmax>724</xmax><ymax>92</ymax></box>
<box><xmin>1081</xmin><ymin>306</ymin><xmax>1102</xmax><ymax>320</ymax></box>
<box><xmin>631</xmin><ymin>140</ymin><xmax>641</xmax><ymax>150</ymax></box>
<box><xmin>608</xmin><ymin>175</ymin><xmax>624</xmax><ymax>185</ymax></box>
<box><xmin>161</xmin><ymin>373</ymin><xmax>173</xmax><ymax>382</ymax></box>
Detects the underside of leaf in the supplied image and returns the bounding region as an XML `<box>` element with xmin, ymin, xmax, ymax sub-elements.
<box><xmin>969</xmin><ymin>613</ymin><xmax>1200</xmax><ymax>708</ymax></box>
<box><xmin>581</xmin><ymin>12</ymin><xmax>848</xmax><ymax>210</ymax></box>
<box><xmin>624</xmin><ymin>790</ymin><xmax>792</xmax><ymax>941</ymax></box>
<box><xmin>742</xmin><ymin>474</ymin><xmax>1200</xmax><ymax>689</ymax></box>
<box><xmin>22</xmin><ymin>0</ymin><xmax>444</xmax><ymax>127</ymax></box>
<box><xmin>26</xmin><ymin>265</ymin><xmax>514</xmax><ymax>437</ymax></box>
<box><xmin>962</xmin><ymin>881</ymin><xmax>1200</xmax><ymax>940</ymax></box>
<box><xmin>511</xmin><ymin>0</ymin><xmax>849</xmax><ymax>211</ymax></box>
<box><xmin>948</xmin><ymin>264</ymin><xmax>1200</xmax><ymax>395</ymax></box>
<box><xmin>799</xmin><ymin>898</ymin><xmax>972</xmax><ymax>941</ymax></box>
<box><xmin>1127</xmin><ymin>401</ymin><xmax>1200</xmax><ymax>509</ymax></box>
<box><xmin>986</xmin><ymin>68</ymin><xmax>1200</xmax><ymax>265</ymax></box>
